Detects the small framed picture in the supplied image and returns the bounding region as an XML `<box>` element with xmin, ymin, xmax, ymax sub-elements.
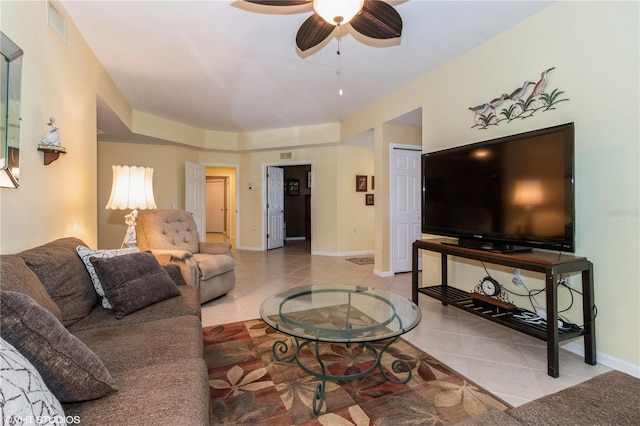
<box><xmin>371</xmin><ymin>176</ymin><xmax>375</xmax><ymax>190</ymax></box>
<box><xmin>356</xmin><ymin>175</ymin><xmax>368</xmax><ymax>192</ymax></box>
<box><xmin>366</xmin><ymin>194</ymin><xmax>374</xmax><ymax>206</ymax></box>
<box><xmin>286</xmin><ymin>179</ymin><xmax>299</xmax><ymax>196</ymax></box>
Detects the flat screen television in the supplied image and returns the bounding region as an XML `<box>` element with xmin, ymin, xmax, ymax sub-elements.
<box><xmin>421</xmin><ymin>123</ymin><xmax>575</xmax><ymax>252</ymax></box>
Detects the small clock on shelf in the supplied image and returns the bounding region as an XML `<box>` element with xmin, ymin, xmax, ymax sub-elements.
<box><xmin>469</xmin><ymin>276</ymin><xmax>516</xmax><ymax>311</ymax></box>
<box><xmin>480</xmin><ymin>276</ymin><xmax>501</xmax><ymax>297</ymax></box>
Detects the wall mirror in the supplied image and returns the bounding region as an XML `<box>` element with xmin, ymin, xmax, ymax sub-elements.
<box><xmin>1</xmin><ymin>32</ymin><xmax>23</xmax><ymax>188</ymax></box>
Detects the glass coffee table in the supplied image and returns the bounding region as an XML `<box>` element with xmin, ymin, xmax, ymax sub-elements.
<box><xmin>260</xmin><ymin>285</ymin><xmax>422</xmax><ymax>414</ymax></box>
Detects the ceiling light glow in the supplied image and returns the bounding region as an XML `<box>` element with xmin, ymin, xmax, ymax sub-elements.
<box><xmin>314</xmin><ymin>0</ymin><xmax>364</xmax><ymax>25</ymax></box>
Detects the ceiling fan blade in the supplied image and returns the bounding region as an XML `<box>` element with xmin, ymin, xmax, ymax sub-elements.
<box><xmin>244</xmin><ymin>0</ymin><xmax>311</xmax><ymax>5</ymax></box>
<box><xmin>296</xmin><ymin>14</ymin><xmax>335</xmax><ymax>51</ymax></box>
<box><xmin>350</xmin><ymin>0</ymin><xmax>402</xmax><ymax>39</ymax></box>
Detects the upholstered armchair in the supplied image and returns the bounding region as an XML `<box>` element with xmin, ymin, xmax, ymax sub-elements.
<box><xmin>136</xmin><ymin>209</ymin><xmax>235</xmax><ymax>303</ymax></box>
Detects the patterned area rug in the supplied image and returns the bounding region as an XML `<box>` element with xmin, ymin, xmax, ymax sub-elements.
<box><xmin>203</xmin><ymin>318</ymin><xmax>510</xmax><ymax>425</ymax></box>
<box><xmin>345</xmin><ymin>256</ymin><xmax>374</xmax><ymax>265</ymax></box>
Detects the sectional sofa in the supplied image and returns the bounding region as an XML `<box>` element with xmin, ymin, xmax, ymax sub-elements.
<box><xmin>0</xmin><ymin>237</ymin><xmax>209</xmax><ymax>425</ymax></box>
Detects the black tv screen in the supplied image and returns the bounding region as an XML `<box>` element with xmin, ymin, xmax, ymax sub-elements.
<box><xmin>422</xmin><ymin>123</ymin><xmax>575</xmax><ymax>252</ymax></box>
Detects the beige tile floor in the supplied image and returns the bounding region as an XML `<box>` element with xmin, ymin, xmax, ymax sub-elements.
<box><xmin>201</xmin><ymin>239</ymin><xmax>610</xmax><ymax>407</ymax></box>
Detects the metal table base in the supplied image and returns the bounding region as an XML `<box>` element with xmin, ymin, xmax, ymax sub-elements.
<box><xmin>271</xmin><ymin>336</ymin><xmax>412</xmax><ymax>415</ymax></box>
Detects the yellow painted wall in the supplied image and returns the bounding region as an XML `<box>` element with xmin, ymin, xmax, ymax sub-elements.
<box><xmin>234</xmin><ymin>146</ymin><xmax>341</xmax><ymax>252</ymax></box>
<box><xmin>97</xmin><ymin>141</ymin><xmax>199</xmax><ymax>249</ymax></box>
<box><xmin>336</xmin><ymin>145</ymin><xmax>375</xmax><ymax>254</ymax></box>
<box><xmin>407</xmin><ymin>2</ymin><xmax>637</xmax><ymax>370</ymax></box>
<box><xmin>374</xmin><ymin>124</ymin><xmax>422</xmax><ymax>273</ymax></box>
<box><xmin>238</xmin><ymin>123</ymin><xmax>340</xmax><ymax>150</ymax></box>
<box><xmin>98</xmin><ymin>140</ymin><xmax>378</xmax><ymax>255</ymax></box>
<box><xmin>341</xmin><ymin>2</ymin><xmax>639</xmax><ymax>370</ymax></box>
<box><xmin>0</xmin><ymin>0</ymin><xmax>128</xmax><ymax>252</ymax></box>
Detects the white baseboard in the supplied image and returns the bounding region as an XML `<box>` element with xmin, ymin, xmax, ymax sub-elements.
<box><xmin>240</xmin><ymin>246</ymin><xmax>375</xmax><ymax>256</ymax></box>
<box><xmin>285</xmin><ymin>237</ymin><xmax>306</xmax><ymax>241</ymax></box>
<box><xmin>562</xmin><ymin>341</ymin><xmax>640</xmax><ymax>378</ymax></box>
<box><xmin>311</xmin><ymin>250</ymin><xmax>374</xmax><ymax>257</ymax></box>
<box><xmin>235</xmin><ymin>245</ymin><xmax>263</xmax><ymax>251</ymax></box>
<box><xmin>374</xmin><ymin>269</ymin><xmax>394</xmax><ymax>277</ymax></box>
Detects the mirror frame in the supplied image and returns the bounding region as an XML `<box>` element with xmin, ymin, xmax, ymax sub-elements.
<box><xmin>1</xmin><ymin>32</ymin><xmax>23</xmax><ymax>189</ymax></box>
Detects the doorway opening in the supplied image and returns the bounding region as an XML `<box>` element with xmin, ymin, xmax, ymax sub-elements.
<box><xmin>206</xmin><ymin>176</ymin><xmax>228</xmax><ymax>235</ymax></box>
<box><xmin>205</xmin><ymin>165</ymin><xmax>237</xmax><ymax>248</ymax></box>
<box><xmin>265</xmin><ymin>163</ymin><xmax>312</xmax><ymax>252</ymax></box>
<box><xmin>387</xmin><ymin>108</ymin><xmax>423</xmax><ymax>274</ymax></box>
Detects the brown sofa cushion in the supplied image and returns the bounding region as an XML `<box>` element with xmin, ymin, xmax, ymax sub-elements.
<box><xmin>0</xmin><ymin>254</ymin><xmax>63</xmax><ymax>322</ymax></box>
<box><xmin>66</xmin><ymin>284</ymin><xmax>201</xmax><ymax>333</ymax></box>
<box><xmin>62</xmin><ymin>358</ymin><xmax>209</xmax><ymax>425</ymax></box>
<box><xmin>90</xmin><ymin>251</ymin><xmax>181</xmax><ymax>319</ymax></box>
<box><xmin>0</xmin><ymin>291</ymin><xmax>117</xmax><ymax>403</ymax></box>
<box><xmin>162</xmin><ymin>263</ymin><xmax>187</xmax><ymax>287</ymax></box>
<box><xmin>72</xmin><ymin>315</ymin><xmax>203</xmax><ymax>374</ymax></box>
<box><xmin>19</xmin><ymin>237</ymin><xmax>98</xmax><ymax>326</ymax></box>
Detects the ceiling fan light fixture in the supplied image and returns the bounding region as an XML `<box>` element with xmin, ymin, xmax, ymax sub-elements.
<box><xmin>313</xmin><ymin>0</ymin><xmax>364</xmax><ymax>26</ymax></box>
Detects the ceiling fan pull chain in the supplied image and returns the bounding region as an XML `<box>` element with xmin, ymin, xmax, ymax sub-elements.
<box><xmin>337</xmin><ymin>26</ymin><xmax>343</xmax><ymax>96</ymax></box>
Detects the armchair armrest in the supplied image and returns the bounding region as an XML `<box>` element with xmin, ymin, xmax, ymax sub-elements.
<box><xmin>148</xmin><ymin>249</ymin><xmax>193</xmax><ymax>261</ymax></box>
<box><xmin>199</xmin><ymin>241</ymin><xmax>233</xmax><ymax>257</ymax></box>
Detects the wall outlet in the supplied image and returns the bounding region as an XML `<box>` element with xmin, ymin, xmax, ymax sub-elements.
<box><xmin>512</xmin><ymin>268</ymin><xmax>524</xmax><ymax>286</ymax></box>
<box><xmin>560</xmin><ymin>276</ymin><xmax>572</xmax><ymax>288</ymax></box>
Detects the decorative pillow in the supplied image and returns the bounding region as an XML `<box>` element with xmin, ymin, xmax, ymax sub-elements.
<box><xmin>76</xmin><ymin>245</ymin><xmax>139</xmax><ymax>309</ymax></box>
<box><xmin>0</xmin><ymin>254</ymin><xmax>63</xmax><ymax>322</ymax></box>
<box><xmin>0</xmin><ymin>337</ymin><xmax>67</xmax><ymax>425</ymax></box>
<box><xmin>0</xmin><ymin>290</ymin><xmax>117</xmax><ymax>402</ymax></box>
<box><xmin>89</xmin><ymin>251</ymin><xmax>181</xmax><ymax>319</ymax></box>
<box><xmin>19</xmin><ymin>237</ymin><xmax>99</xmax><ymax>326</ymax></box>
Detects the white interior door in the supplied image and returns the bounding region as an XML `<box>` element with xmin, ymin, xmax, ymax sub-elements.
<box><xmin>267</xmin><ymin>166</ymin><xmax>284</xmax><ymax>249</ymax></box>
<box><xmin>206</xmin><ymin>178</ymin><xmax>226</xmax><ymax>233</ymax></box>
<box><xmin>392</xmin><ymin>147</ymin><xmax>423</xmax><ymax>273</ymax></box>
<box><xmin>185</xmin><ymin>161</ymin><xmax>206</xmax><ymax>240</ymax></box>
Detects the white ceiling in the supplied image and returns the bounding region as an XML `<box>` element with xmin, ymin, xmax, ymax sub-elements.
<box><xmin>61</xmin><ymin>1</ymin><xmax>553</xmax><ymax>135</ymax></box>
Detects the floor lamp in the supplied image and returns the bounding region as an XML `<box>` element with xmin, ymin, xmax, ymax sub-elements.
<box><xmin>106</xmin><ymin>165</ymin><xmax>157</xmax><ymax>248</ymax></box>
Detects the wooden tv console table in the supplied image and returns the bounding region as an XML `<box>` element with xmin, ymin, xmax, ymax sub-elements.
<box><xmin>411</xmin><ymin>238</ymin><xmax>596</xmax><ymax>377</ymax></box>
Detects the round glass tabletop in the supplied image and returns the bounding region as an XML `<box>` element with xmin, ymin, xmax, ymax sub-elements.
<box><xmin>260</xmin><ymin>285</ymin><xmax>422</xmax><ymax>343</ymax></box>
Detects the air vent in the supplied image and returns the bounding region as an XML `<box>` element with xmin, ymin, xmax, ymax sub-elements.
<box><xmin>280</xmin><ymin>152</ymin><xmax>292</xmax><ymax>160</ymax></box>
<box><xmin>47</xmin><ymin>1</ymin><xmax>67</xmax><ymax>43</ymax></box>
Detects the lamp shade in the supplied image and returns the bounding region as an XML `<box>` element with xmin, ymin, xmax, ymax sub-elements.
<box><xmin>314</xmin><ymin>0</ymin><xmax>364</xmax><ymax>25</ymax></box>
<box><xmin>513</xmin><ymin>180</ymin><xmax>543</xmax><ymax>207</ymax></box>
<box><xmin>106</xmin><ymin>165</ymin><xmax>157</xmax><ymax>210</ymax></box>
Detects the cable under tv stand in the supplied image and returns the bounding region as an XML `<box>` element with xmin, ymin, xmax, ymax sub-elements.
<box><xmin>412</xmin><ymin>237</ymin><xmax>596</xmax><ymax>378</ymax></box>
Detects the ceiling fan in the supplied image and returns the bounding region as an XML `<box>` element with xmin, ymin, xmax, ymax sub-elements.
<box><xmin>244</xmin><ymin>0</ymin><xmax>403</xmax><ymax>52</ymax></box>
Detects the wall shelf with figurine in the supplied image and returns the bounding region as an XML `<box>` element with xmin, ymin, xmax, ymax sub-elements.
<box><xmin>39</xmin><ymin>117</ymin><xmax>65</xmax><ymax>165</ymax></box>
<box><xmin>37</xmin><ymin>144</ymin><xmax>66</xmax><ymax>165</ymax></box>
